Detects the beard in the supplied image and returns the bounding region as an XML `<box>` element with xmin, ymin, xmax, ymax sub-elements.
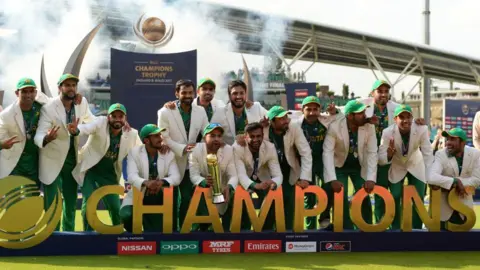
<box><xmin>61</xmin><ymin>92</ymin><xmax>76</xmax><ymax>101</ymax></box>
<box><xmin>109</xmin><ymin>121</ymin><xmax>124</xmax><ymax>130</ymax></box>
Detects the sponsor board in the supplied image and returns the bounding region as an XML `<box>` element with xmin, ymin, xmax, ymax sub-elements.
<box><xmin>203</xmin><ymin>240</ymin><xmax>240</xmax><ymax>253</ymax></box>
<box><xmin>320</xmin><ymin>241</ymin><xmax>351</xmax><ymax>252</ymax></box>
<box><xmin>117</xmin><ymin>241</ymin><xmax>156</xmax><ymax>255</ymax></box>
<box><xmin>244</xmin><ymin>240</ymin><xmax>282</xmax><ymax>253</ymax></box>
<box><xmin>160</xmin><ymin>241</ymin><xmax>199</xmax><ymax>254</ymax></box>
<box><xmin>285</xmin><ymin>241</ymin><xmax>317</xmax><ymax>253</ymax></box>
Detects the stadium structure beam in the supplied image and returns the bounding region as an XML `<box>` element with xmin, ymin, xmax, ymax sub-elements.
<box><xmin>468</xmin><ymin>61</ymin><xmax>480</xmax><ymax>86</ymax></box>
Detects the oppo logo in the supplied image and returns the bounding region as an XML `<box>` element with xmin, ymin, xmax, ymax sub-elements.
<box><xmin>162</xmin><ymin>244</ymin><xmax>197</xmax><ymax>250</ymax></box>
<box><xmin>160</xmin><ymin>241</ymin><xmax>199</xmax><ymax>254</ymax></box>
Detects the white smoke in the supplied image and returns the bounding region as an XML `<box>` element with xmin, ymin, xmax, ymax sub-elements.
<box><xmin>0</xmin><ymin>0</ymin><xmax>292</xmax><ymax>106</ymax></box>
<box><xmin>0</xmin><ymin>0</ymin><xmax>102</xmax><ymax>105</ymax></box>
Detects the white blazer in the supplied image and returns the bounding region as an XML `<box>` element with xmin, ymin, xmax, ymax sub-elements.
<box><xmin>192</xmin><ymin>97</ymin><xmax>225</xmax><ymax>115</ymax></box>
<box><xmin>429</xmin><ymin>147</ymin><xmax>480</xmax><ymax>221</ymax></box>
<box><xmin>121</xmin><ymin>145</ymin><xmax>181</xmax><ymax>208</ymax></box>
<box><xmin>472</xmin><ymin>111</ymin><xmax>480</xmax><ymax>150</ymax></box>
<box><xmin>34</xmin><ymin>97</ymin><xmax>95</xmax><ymax>185</ymax></box>
<box><xmin>0</xmin><ymin>93</ymin><xmax>55</xmax><ymax>178</ymax></box>
<box><xmin>188</xmin><ymin>143</ymin><xmax>238</xmax><ymax>214</ymax></box>
<box><xmin>71</xmin><ymin>116</ymin><xmax>142</xmax><ymax>186</ymax></box>
<box><xmin>157</xmin><ymin>105</ymin><xmax>209</xmax><ymax>179</ymax></box>
<box><xmin>210</xmin><ymin>102</ymin><xmax>267</xmax><ymax>145</ymax></box>
<box><xmin>322</xmin><ymin>116</ymin><xmax>378</xmax><ymax>183</ymax></box>
<box><xmin>233</xmin><ymin>140</ymin><xmax>282</xmax><ymax>190</ymax></box>
<box><xmin>272</xmin><ymin>121</ymin><xmax>313</xmax><ymax>185</ymax></box>
<box><xmin>378</xmin><ymin>123</ymin><xmax>433</xmax><ymax>183</ymax></box>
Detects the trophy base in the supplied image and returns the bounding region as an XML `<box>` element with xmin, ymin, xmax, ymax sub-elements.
<box><xmin>212</xmin><ymin>194</ymin><xmax>225</xmax><ymax>204</ymax></box>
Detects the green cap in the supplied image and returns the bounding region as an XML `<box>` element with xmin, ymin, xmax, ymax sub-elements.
<box><xmin>108</xmin><ymin>103</ymin><xmax>127</xmax><ymax>115</ymax></box>
<box><xmin>344</xmin><ymin>100</ymin><xmax>369</xmax><ymax>115</ymax></box>
<box><xmin>198</xmin><ymin>78</ymin><xmax>216</xmax><ymax>88</ymax></box>
<box><xmin>58</xmin><ymin>73</ymin><xmax>79</xmax><ymax>86</ymax></box>
<box><xmin>371</xmin><ymin>80</ymin><xmax>391</xmax><ymax>91</ymax></box>
<box><xmin>394</xmin><ymin>104</ymin><xmax>413</xmax><ymax>117</ymax></box>
<box><xmin>301</xmin><ymin>96</ymin><xmax>321</xmax><ymax>107</ymax></box>
<box><xmin>202</xmin><ymin>123</ymin><xmax>224</xmax><ymax>136</ymax></box>
<box><xmin>442</xmin><ymin>127</ymin><xmax>467</xmax><ymax>142</ymax></box>
<box><xmin>267</xmin><ymin>105</ymin><xmax>292</xmax><ymax>120</ymax></box>
<box><xmin>16</xmin><ymin>78</ymin><xmax>36</xmax><ymax>90</ymax></box>
<box><xmin>140</xmin><ymin>124</ymin><xmax>165</xmax><ymax>141</ymax></box>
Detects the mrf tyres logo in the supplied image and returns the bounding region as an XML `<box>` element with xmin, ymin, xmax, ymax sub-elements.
<box><xmin>320</xmin><ymin>241</ymin><xmax>351</xmax><ymax>252</ymax></box>
<box><xmin>202</xmin><ymin>240</ymin><xmax>240</xmax><ymax>253</ymax></box>
<box><xmin>244</xmin><ymin>240</ymin><xmax>281</xmax><ymax>253</ymax></box>
<box><xmin>117</xmin><ymin>241</ymin><xmax>156</xmax><ymax>255</ymax></box>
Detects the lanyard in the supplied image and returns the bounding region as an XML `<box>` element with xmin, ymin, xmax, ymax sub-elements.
<box><xmin>176</xmin><ymin>101</ymin><xmax>191</xmax><ymax>137</ymax></box>
<box><xmin>401</xmin><ymin>133</ymin><xmax>410</xmax><ymax>156</ymax></box>
<box><xmin>234</xmin><ymin>109</ymin><xmax>248</xmax><ymax>134</ymax></box>
<box><xmin>66</xmin><ymin>106</ymin><xmax>76</xmax><ymax>124</ymax></box>
<box><xmin>250</xmin><ymin>152</ymin><xmax>260</xmax><ymax>182</ymax></box>
<box><xmin>148</xmin><ymin>152</ymin><xmax>158</xmax><ymax>179</ymax></box>
<box><xmin>23</xmin><ymin>104</ymin><xmax>37</xmax><ymax>139</ymax></box>
<box><xmin>269</xmin><ymin>128</ymin><xmax>285</xmax><ymax>163</ymax></box>
<box><xmin>347</xmin><ymin>125</ymin><xmax>358</xmax><ymax>158</ymax></box>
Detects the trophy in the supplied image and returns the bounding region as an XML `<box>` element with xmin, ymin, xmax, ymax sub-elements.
<box><xmin>206</xmin><ymin>154</ymin><xmax>225</xmax><ymax>204</ymax></box>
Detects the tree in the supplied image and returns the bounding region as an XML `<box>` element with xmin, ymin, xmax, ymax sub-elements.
<box><xmin>342</xmin><ymin>84</ymin><xmax>349</xmax><ymax>99</ymax></box>
<box><xmin>327</xmin><ymin>91</ymin><xmax>335</xmax><ymax>97</ymax></box>
<box><xmin>316</xmin><ymin>83</ymin><xmax>321</xmax><ymax>93</ymax></box>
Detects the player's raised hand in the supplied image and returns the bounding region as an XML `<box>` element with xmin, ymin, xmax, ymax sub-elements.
<box><xmin>1</xmin><ymin>136</ymin><xmax>20</xmax><ymax>149</ymax></box>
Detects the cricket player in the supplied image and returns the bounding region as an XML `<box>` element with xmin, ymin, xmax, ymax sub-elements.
<box><xmin>34</xmin><ymin>73</ymin><xmax>96</xmax><ymax>231</ymax></box>
<box><xmin>347</xmin><ymin>80</ymin><xmax>426</xmax><ymax>223</ymax></box>
<box><xmin>266</xmin><ymin>105</ymin><xmax>312</xmax><ymax>230</ymax></box>
<box><xmin>163</xmin><ymin>77</ymin><xmax>225</xmax><ymax>122</ymax></box>
<box><xmin>323</xmin><ymin>100</ymin><xmax>377</xmax><ymax>230</ymax></box>
<box><xmin>157</xmin><ymin>79</ymin><xmax>209</xmax><ymax>231</ymax></box>
<box><xmin>0</xmin><ymin>78</ymin><xmax>47</xmax><ymax>186</ymax></box>
<box><xmin>120</xmin><ymin>124</ymin><xmax>181</xmax><ymax>232</ymax></box>
<box><xmin>193</xmin><ymin>78</ymin><xmax>225</xmax><ymax>121</ymax></box>
<box><xmin>211</xmin><ymin>80</ymin><xmax>268</xmax><ymax>145</ymax></box>
<box><xmin>234</xmin><ymin>122</ymin><xmax>282</xmax><ymax>231</ymax></box>
<box><xmin>378</xmin><ymin>104</ymin><xmax>433</xmax><ymax>230</ymax></box>
<box><xmin>189</xmin><ymin>123</ymin><xmax>238</xmax><ymax>231</ymax></box>
<box><xmin>429</xmin><ymin>128</ymin><xmax>480</xmax><ymax>230</ymax></box>
<box><xmin>71</xmin><ymin>103</ymin><xmax>142</xmax><ymax>231</ymax></box>
<box><xmin>0</xmin><ymin>78</ymin><xmax>80</xmax><ymax>186</ymax></box>
<box><xmin>291</xmin><ymin>96</ymin><xmax>339</xmax><ymax>230</ymax></box>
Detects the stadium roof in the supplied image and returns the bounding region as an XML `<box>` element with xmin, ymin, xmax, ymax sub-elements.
<box><xmin>205</xmin><ymin>2</ymin><xmax>480</xmax><ymax>87</ymax></box>
<box><xmin>74</xmin><ymin>2</ymin><xmax>480</xmax><ymax>87</ymax></box>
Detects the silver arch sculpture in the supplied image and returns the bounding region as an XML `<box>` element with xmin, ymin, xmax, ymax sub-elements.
<box><xmin>40</xmin><ymin>22</ymin><xmax>103</xmax><ymax>97</ymax></box>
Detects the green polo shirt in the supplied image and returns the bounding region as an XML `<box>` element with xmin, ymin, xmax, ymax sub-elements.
<box><xmin>11</xmin><ymin>102</ymin><xmax>42</xmax><ymax>181</ymax></box>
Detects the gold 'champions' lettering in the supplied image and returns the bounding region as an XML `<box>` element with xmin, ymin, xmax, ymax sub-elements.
<box><xmin>0</xmin><ymin>176</ymin><xmax>476</xmax><ymax>250</ymax></box>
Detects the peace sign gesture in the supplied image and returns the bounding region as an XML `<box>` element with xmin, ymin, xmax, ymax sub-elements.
<box><xmin>67</xmin><ymin>118</ymin><xmax>80</xmax><ymax>135</ymax></box>
<box><xmin>387</xmin><ymin>138</ymin><xmax>396</xmax><ymax>160</ymax></box>
<box><xmin>1</xmin><ymin>136</ymin><xmax>20</xmax><ymax>150</ymax></box>
<box><xmin>45</xmin><ymin>126</ymin><xmax>60</xmax><ymax>142</ymax></box>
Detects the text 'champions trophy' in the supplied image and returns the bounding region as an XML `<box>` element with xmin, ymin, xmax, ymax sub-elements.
<box><xmin>206</xmin><ymin>154</ymin><xmax>225</xmax><ymax>204</ymax></box>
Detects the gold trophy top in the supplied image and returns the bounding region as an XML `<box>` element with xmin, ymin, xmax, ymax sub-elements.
<box><xmin>206</xmin><ymin>154</ymin><xmax>218</xmax><ymax>165</ymax></box>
